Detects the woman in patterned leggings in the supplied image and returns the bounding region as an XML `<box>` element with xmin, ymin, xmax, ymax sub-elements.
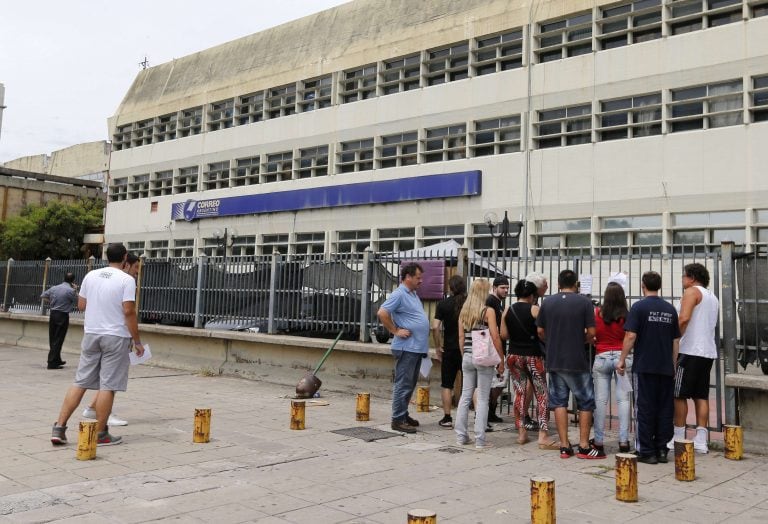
<box><xmin>500</xmin><ymin>279</ymin><xmax>558</xmax><ymax>449</ymax></box>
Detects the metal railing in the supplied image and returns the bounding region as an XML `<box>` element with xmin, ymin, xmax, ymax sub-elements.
<box><xmin>5</xmin><ymin>243</ymin><xmax>766</xmax><ymax>433</ymax></box>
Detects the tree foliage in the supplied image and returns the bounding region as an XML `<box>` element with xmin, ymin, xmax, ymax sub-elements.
<box><xmin>0</xmin><ymin>199</ymin><xmax>104</xmax><ymax>260</ymax></box>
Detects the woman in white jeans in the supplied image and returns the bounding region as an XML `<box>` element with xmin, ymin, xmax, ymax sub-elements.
<box><xmin>592</xmin><ymin>282</ymin><xmax>632</xmax><ymax>454</ymax></box>
<box><xmin>455</xmin><ymin>279</ymin><xmax>504</xmax><ymax>450</ymax></box>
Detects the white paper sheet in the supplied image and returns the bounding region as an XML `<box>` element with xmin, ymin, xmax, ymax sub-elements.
<box><xmin>129</xmin><ymin>343</ymin><xmax>152</xmax><ymax>366</ymax></box>
<box><xmin>616</xmin><ymin>371</ymin><xmax>633</xmax><ymax>396</ymax></box>
<box><xmin>419</xmin><ymin>355</ymin><xmax>432</xmax><ymax>379</ymax></box>
<box><xmin>579</xmin><ymin>274</ymin><xmax>593</xmax><ymax>295</ymax></box>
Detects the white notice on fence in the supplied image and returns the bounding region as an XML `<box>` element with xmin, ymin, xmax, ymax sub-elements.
<box><xmin>579</xmin><ymin>274</ymin><xmax>593</xmax><ymax>296</ymax></box>
<box><xmin>129</xmin><ymin>344</ymin><xmax>152</xmax><ymax>366</ymax></box>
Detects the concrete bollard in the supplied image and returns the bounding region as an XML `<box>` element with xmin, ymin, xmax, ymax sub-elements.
<box><xmin>290</xmin><ymin>400</ymin><xmax>306</xmax><ymax>430</ymax></box>
<box><xmin>407</xmin><ymin>509</ymin><xmax>436</xmax><ymax>523</ymax></box>
<box><xmin>723</xmin><ymin>425</ymin><xmax>743</xmax><ymax>460</ymax></box>
<box><xmin>193</xmin><ymin>408</ymin><xmax>211</xmax><ymax>443</ymax></box>
<box><xmin>76</xmin><ymin>421</ymin><xmax>98</xmax><ymax>461</ymax></box>
<box><xmin>530</xmin><ymin>476</ymin><xmax>556</xmax><ymax>523</ymax></box>
<box><xmin>416</xmin><ymin>386</ymin><xmax>430</xmax><ymax>412</ymax></box>
<box><xmin>674</xmin><ymin>439</ymin><xmax>695</xmax><ymax>481</ymax></box>
<box><xmin>356</xmin><ymin>392</ymin><xmax>370</xmax><ymax>421</ymax></box>
<box><xmin>615</xmin><ymin>453</ymin><xmax>638</xmax><ymax>502</ymax></box>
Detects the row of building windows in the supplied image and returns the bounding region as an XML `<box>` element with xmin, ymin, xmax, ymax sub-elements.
<box><xmin>109</xmin><ymin>72</ymin><xmax>768</xmax><ymax>200</ymax></box>
<box><xmin>123</xmin><ymin>209</ymin><xmax>768</xmax><ymax>259</ymax></box>
<box><xmin>109</xmin><ymin>115</ymin><xmax>521</xmax><ymax>200</ymax></box>
<box><xmin>111</xmin><ymin>0</ymin><xmax>768</xmax><ymax>151</ymax></box>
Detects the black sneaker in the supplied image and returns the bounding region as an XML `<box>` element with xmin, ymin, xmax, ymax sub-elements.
<box><xmin>391</xmin><ymin>420</ymin><xmax>417</xmax><ymax>434</ymax></box>
<box><xmin>51</xmin><ymin>423</ymin><xmax>67</xmax><ymax>445</ymax></box>
<box><xmin>577</xmin><ymin>445</ymin><xmax>607</xmax><ymax>459</ymax></box>
<box><xmin>657</xmin><ymin>450</ymin><xmax>669</xmax><ymax>464</ymax></box>
<box><xmin>523</xmin><ymin>416</ymin><xmax>539</xmax><ymax>431</ymax></box>
<box><xmin>638</xmin><ymin>454</ymin><xmax>658</xmax><ymax>465</ymax></box>
<box><xmin>405</xmin><ymin>415</ymin><xmax>420</xmax><ymax>427</ymax></box>
<box><xmin>619</xmin><ymin>442</ymin><xmax>631</xmax><ymax>453</ymax></box>
<box><xmin>560</xmin><ymin>446</ymin><xmax>574</xmax><ymax>459</ymax></box>
<box><xmin>438</xmin><ymin>415</ymin><xmax>453</xmax><ymax>428</ymax></box>
<box><xmin>486</xmin><ymin>423</ymin><xmax>494</xmax><ymax>432</ymax></box>
<box><xmin>488</xmin><ymin>413</ymin><xmax>504</xmax><ymax>423</ymax></box>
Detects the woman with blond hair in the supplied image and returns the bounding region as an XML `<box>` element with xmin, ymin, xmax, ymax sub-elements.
<box><xmin>455</xmin><ymin>278</ymin><xmax>505</xmax><ymax>449</ymax></box>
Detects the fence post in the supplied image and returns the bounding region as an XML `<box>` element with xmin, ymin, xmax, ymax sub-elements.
<box><xmin>457</xmin><ymin>245</ymin><xmax>469</xmax><ymax>279</ymax></box>
<box><xmin>40</xmin><ymin>257</ymin><xmax>52</xmax><ymax>314</ymax></box>
<box><xmin>720</xmin><ymin>241</ymin><xmax>738</xmax><ymax>426</ymax></box>
<box><xmin>359</xmin><ymin>247</ymin><xmax>372</xmax><ymax>342</ymax></box>
<box><xmin>194</xmin><ymin>255</ymin><xmax>207</xmax><ymax>329</ymax></box>
<box><xmin>268</xmin><ymin>249</ymin><xmax>280</xmax><ymax>334</ymax></box>
<box><xmin>136</xmin><ymin>254</ymin><xmax>145</xmax><ymax>315</ymax></box>
<box><xmin>2</xmin><ymin>258</ymin><xmax>13</xmax><ymax>311</ymax></box>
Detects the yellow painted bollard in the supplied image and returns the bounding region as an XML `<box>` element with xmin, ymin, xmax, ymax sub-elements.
<box><xmin>356</xmin><ymin>392</ymin><xmax>370</xmax><ymax>421</ymax></box>
<box><xmin>416</xmin><ymin>386</ymin><xmax>430</xmax><ymax>413</ymax></box>
<box><xmin>193</xmin><ymin>408</ymin><xmax>211</xmax><ymax>443</ymax></box>
<box><xmin>290</xmin><ymin>400</ymin><xmax>306</xmax><ymax>430</ymax></box>
<box><xmin>615</xmin><ymin>453</ymin><xmax>638</xmax><ymax>502</ymax></box>
<box><xmin>530</xmin><ymin>476</ymin><xmax>556</xmax><ymax>524</ymax></box>
<box><xmin>723</xmin><ymin>425</ymin><xmax>743</xmax><ymax>460</ymax></box>
<box><xmin>674</xmin><ymin>439</ymin><xmax>695</xmax><ymax>481</ymax></box>
<box><xmin>407</xmin><ymin>509</ymin><xmax>436</xmax><ymax>523</ymax></box>
<box><xmin>76</xmin><ymin>421</ymin><xmax>97</xmax><ymax>461</ymax></box>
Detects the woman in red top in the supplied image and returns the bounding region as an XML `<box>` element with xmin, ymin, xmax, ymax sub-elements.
<box><xmin>592</xmin><ymin>282</ymin><xmax>632</xmax><ymax>454</ymax></box>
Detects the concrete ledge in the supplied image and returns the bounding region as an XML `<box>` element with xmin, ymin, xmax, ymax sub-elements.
<box><xmin>725</xmin><ymin>372</ymin><xmax>768</xmax><ymax>455</ymax></box>
<box><xmin>0</xmin><ymin>312</ymin><xmax>441</xmax><ymax>400</ymax></box>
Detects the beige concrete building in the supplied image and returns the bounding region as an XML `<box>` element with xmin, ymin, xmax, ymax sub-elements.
<box><xmin>105</xmin><ymin>0</ymin><xmax>768</xmax><ymax>259</ymax></box>
<box><xmin>2</xmin><ymin>141</ymin><xmax>109</xmax><ymax>186</ymax></box>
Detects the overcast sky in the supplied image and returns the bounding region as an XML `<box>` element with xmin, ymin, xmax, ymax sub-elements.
<box><xmin>0</xmin><ymin>0</ymin><xmax>349</xmax><ymax>163</ymax></box>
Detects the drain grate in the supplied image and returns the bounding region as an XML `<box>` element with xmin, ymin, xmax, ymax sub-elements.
<box><xmin>331</xmin><ymin>427</ymin><xmax>401</xmax><ymax>442</ymax></box>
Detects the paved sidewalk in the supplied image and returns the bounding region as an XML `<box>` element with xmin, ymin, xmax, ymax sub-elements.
<box><xmin>1</xmin><ymin>343</ymin><xmax>766</xmax><ymax>523</ymax></box>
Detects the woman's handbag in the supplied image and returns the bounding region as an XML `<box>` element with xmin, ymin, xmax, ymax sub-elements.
<box><xmin>471</xmin><ymin>316</ymin><xmax>501</xmax><ymax>367</ymax></box>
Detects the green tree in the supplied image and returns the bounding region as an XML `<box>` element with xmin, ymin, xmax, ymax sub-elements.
<box><xmin>0</xmin><ymin>199</ymin><xmax>104</xmax><ymax>260</ymax></box>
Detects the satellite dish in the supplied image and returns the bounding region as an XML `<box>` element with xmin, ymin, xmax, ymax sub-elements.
<box><xmin>483</xmin><ymin>211</ymin><xmax>498</xmax><ymax>226</ymax></box>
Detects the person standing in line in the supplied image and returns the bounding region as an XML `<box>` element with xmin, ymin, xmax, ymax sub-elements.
<box><xmin>82</xmin><ymin>252</ymin><xmax>141</xmax><ymax>427</ymax></box>
<box><xmin>521</xmin><ymin>271</ymin><xmax>549</xmax><ymax>430</ymax></box>
<box><xmin>485</xmin><ymin>276</ymin><xmax>509</xmax><ymax>425</ymax></box>
<box><xmin>51</xmin><ymin>244</ymin><xmax>144</xmax><ymax>447</ymax></box>
<box><xmin>41</xmin><ymin>273</ymin><xmax>78</xmax><ymax>369</ymax></box>
<box><xmin>455</xmin><ymin>279</ymin><xmax>505</xmax><ymax>450</ymax></box>
<box><xmin>431</xmin><ymin>275</ymin><xmax>467</xmax><ymax>429</ymax></box>
<box><xmin>668</xmin><ymin>263</ymin><xmax>719</xmax><ymax>454</ymax></box>
<box><xmin>592</xmin><ymin>282</ymin><xmax>632</xmax><ymax>455</ymax></box>
<box><xmin>501</xmin><ymin>279</ymin><xmax>557</xmax><ymax>449</ymax></box>
<box><xmin>618</xmin><ymin>271</ymin><xmax>680</xmax><ymax>464</ymax></box>
<box><xmin>377</xmin><ymin>262</ymin><xmax>430</xmax><ymax>434</ymax></box>
<box><xmin>536</xmin><ymin>269</ymin><xmax>599</xmax><ymax>459</ymax></box>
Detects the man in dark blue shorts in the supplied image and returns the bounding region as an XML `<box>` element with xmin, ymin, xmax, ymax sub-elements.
<box><xmin>618</xmin><ymin>271</ymin><xmax>680</xmax><ymax>464</ymax></box>
<box><xmin>537</xmin><ymin>269</ymin><xmax>597</xmax><ymax>459</ymax></box>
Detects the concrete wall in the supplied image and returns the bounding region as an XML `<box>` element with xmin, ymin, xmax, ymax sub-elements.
<box><xmin>0</xmin><ymin>312</ymin><xmax>441</xmax><ymax>400</ymax></box>
<box><xmin>725</xmin><ymin>373</ymin><xmax>768</xmax><ymax>455</ymax></box>
<box><xmin>2</xmin><ymin>141</ymin><xmax>109</xmax><ymax>179</ymax></box>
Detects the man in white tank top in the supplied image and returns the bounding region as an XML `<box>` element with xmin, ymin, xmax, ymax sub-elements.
<box><xmin>669</xmin><ymin>263</ymin><xmax>719</xmax><ymax>454</ymax></box>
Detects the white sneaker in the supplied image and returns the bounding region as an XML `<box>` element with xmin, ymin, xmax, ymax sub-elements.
<box><xmin>667</xmin><ymin>426</ymin><xmax>686</xmax><ymax>450</ymax></box>
<box><xmin>82</xmin><ymin>407</ymin><xmax>96</xmax><ymax>419</ymax></box>
<box><xmin>108</xmin><ymin>413</ymin><xmax>128</xmax><ymax>426</ymax></box>
<box><xmin>694</xmin><ymin>428</ymin><xmax>708</xmax><ymax>454</ymax></box>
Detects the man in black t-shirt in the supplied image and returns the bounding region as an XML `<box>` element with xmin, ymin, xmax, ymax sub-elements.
<box><xmin>486</xmin><ymin>276</ymin><xmax>509</xmax><ymax>424</ymax></box>
<box><xmin>536</xmin><ymin>269</ymin><xmax>597</xmax><ymax>459</ymax></box>
<box><xmin>618</xmin><ymin>271</ymin><xmax>680</xmax><ymax>465</ymax></box>
<box><xmin>431</xmin><ymin>275</ymin><xmax>466</xmax><ymax>428</ymax></box>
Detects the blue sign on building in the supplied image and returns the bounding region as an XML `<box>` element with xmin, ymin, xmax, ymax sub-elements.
<box><xmin>172</xmin><ymin>170</ymin><xmax>481</xmax><ymax>221</ymax></box>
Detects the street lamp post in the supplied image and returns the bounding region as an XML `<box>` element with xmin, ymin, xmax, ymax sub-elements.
<box><xmin>486</xmin><ymin>211</ymin><xmax>524</xmax><ymax>272</ymax></box>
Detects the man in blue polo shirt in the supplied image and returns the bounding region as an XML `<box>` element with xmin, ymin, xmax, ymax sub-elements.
<box><xmin>377</xmin><ymin>262</ymin><xmax>430</xmax><ymax>434</ymax></box>
<box><xmin>618</xmin><ymin>271</ymin><xmax>680</xmax><ymax>465</ymax></box>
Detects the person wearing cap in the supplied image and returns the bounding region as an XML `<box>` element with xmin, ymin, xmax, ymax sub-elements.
<box><xmin>485</xmin><ymin>276</ymin><xmax>510</xmax><ymax>425</ymax></box>
<box><xmin>41</xmin><ymin>273</ymin><xmax>78</xmax><ymax>369</ymax></box>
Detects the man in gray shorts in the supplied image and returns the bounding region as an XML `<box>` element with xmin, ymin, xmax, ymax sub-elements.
<box><xmin>51</xmin><ymin>243</ymin><xmax>144</xmax><ymax>446</ymax></box>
